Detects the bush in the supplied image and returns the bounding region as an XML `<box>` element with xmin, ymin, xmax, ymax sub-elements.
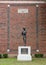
<box><xmin>3</xmin><ymin>54</ymin><xmax>8</xmax><ymax>58</ymax></box>
<box><xmin>0</xmin><ymin>54</ymin><xmax>2</xmax><ymax>58</ymax></box>
<box><xmin>35</xmin><ymin>54</ymin><xmax>43</xmax><ymax>58</ymax></box>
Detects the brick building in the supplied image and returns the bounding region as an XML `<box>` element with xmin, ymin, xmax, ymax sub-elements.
<box><xmin>0</xmin><ymin>0</ymin><xmax>46</xmax><ymax>57</ymax></box>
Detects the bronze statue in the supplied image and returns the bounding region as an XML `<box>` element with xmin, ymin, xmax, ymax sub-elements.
<box><xmin>22</xmin><ymin>28</ymin><xmax>26</xmax><ymax>46</ymax></box>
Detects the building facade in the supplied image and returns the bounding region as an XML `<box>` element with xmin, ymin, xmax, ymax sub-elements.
<box><xmin>0</xmin><ymin>1</ymin><xmax>46</xmax><ymax>57</ymax></box>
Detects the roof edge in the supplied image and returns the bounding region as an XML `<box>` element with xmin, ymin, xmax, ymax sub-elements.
<box><xmin>0</xmin><ymin>1</ymin><xmax>46</xmax><ymax>4</ymax></box>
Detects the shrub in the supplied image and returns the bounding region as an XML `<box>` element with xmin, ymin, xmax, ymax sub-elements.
<box><xmin>35</xmin><ymin>54</ymin><xmax>43</xmax><ymax>58</ymax></box>
<box><xmin>0</xmin><ymin>54</ymin><xmax>2</xmax><ymax>58</ymax></box>
<box><xmin>3</xmin><ymin>54</ymin><xmax>8</xmax><ymax>58</ymax></box>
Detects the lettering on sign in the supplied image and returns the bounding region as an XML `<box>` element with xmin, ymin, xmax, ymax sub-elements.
<box><xmin>18</xmin><ymin>9</ymin><xmax>28</xmax><ymax>13</ymax></box>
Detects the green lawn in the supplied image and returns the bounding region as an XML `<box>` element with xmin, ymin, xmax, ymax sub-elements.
<box><xmin>0</xmin><ymin>58</ymin><xmax>46</xmax><ymax>65</ymax></box>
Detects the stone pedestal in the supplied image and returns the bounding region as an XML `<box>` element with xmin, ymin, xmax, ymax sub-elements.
<box><xmin>17</xmin><ymin>46</ymin><xmax>32</xmax><ymax>61</ymax></box>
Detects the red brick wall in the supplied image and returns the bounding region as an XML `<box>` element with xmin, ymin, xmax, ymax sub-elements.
<box><xmin>0</xmin><ymin>4</ymin><xmax>8</xmax><ymax>53</ymax></box>
<box><xmin>0</xmin><ymin>4</ymin><xmax>46</xmax><ymax>54</ymax></box>
<box><xmin>9</xmin><ymin>5</ymin><xmax>36</xmax><ymax>54</ymax></box>
<box><xmin>38</xmin><ymin>4</ymin><xmax>46</xmax><ymax>54</ymax></box>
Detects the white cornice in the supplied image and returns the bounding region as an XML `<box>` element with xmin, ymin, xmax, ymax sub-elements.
<box><xmin>0</xmin><ymin>1</ymin><xmax>46</xmax><ymax>4</ymax></box>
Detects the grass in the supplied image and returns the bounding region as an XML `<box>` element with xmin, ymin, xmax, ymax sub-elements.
<box><xmin>0</xmin><ymin>58</ymin><xmax>46</xmax><ymax>65</ymax></box>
